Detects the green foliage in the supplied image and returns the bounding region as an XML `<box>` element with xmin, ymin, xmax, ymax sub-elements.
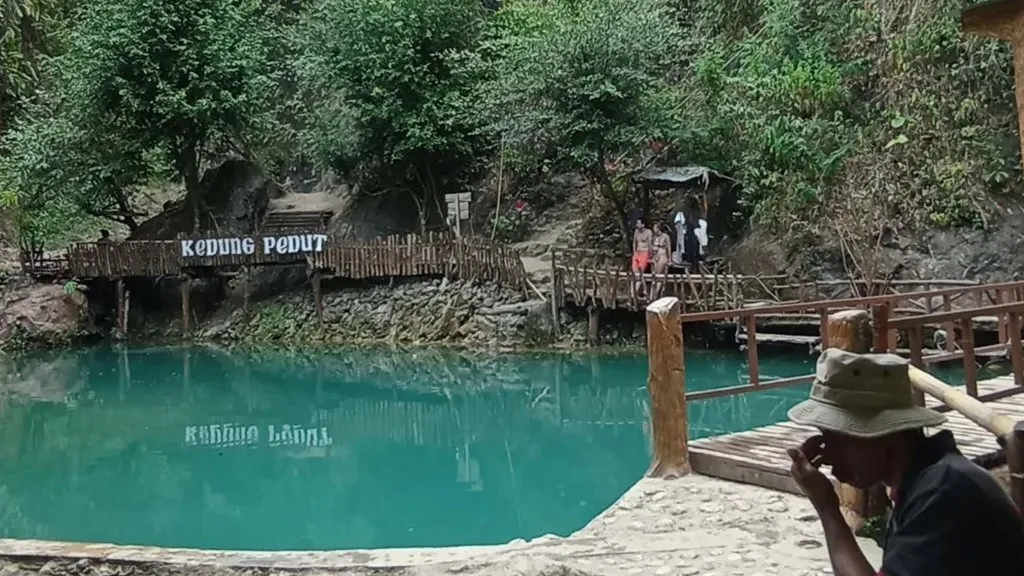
<box><xmin>0</xmin><ymin>0</ymin><xmax>72</xmax><ymax>133</ymax></box>
<box><xmin>295</xmin><ymin>0</ymin><xmax>485</xmax><ymax>212</ymax></box>
<box><xmin>474</xmin><ymin>0</ymin><xmax>681</xmax><ymax>184</ymax></box>
<box><xmin>678</xmin><ymin>0</ymin><xmax>1018</xmax><ymax>232</ymax></box>
<box><xmin>0</xmin><ymin>0</ymin><xmax>278</xmax><ymax>241</ymax></box>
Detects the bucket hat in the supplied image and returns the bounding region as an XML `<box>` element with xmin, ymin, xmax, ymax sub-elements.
<box><xmin>787</xmin><ymin>348</ymin><xmax>947</xmax><ymax>438</ymax></box>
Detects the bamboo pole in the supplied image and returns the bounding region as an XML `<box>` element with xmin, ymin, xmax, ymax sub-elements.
<box><xmin>908</xmin><ymin>366</ymin><xmax>1015</xmax><ymax>437</ymax></box>
<box><xmin>645</xmin><ymin>296</ymin><xmax>689</xmax><ymax>478</ymax></box>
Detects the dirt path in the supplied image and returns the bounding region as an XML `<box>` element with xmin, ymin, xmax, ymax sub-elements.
<box><xmin>514</xmin><ymin>219</ymin><xmax>580</xmax><ymax>285</ymax></box>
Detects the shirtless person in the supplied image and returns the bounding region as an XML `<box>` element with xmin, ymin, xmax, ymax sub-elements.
<box><xmin>632</xmin><ymin>217</ymin><xmax>653</xmax><ymax>299</ymax></box>
<box><xmin>650</xmin><ymin>223</ymin><xmax>672</xmax><ymax>299</ymax></box>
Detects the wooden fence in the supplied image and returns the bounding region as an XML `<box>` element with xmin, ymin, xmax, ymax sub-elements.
<box><xmin>551</xmin><ymin>249</ymin><xmax>984</xmax><ymax>314</ymax></box>
<box><xmin>60</xmin><ymin>231</ymin><xmax>526</xmax><ymax>286</ymax></box>
<box><xmin>642</xmin><ymin>290</ymin><xmax>1024</xmax><ymax>522</ymax></box>
<box><xmin>677</xmin><ymin>280</ymin><xmax>1024</xmax><ymax>398</ymax></box>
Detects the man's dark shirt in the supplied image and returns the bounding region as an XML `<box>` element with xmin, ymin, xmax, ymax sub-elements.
<box><xmin>881</xmin><ymin>430</ymin><xmax>1024</xmax><ymax>576</ymax></box>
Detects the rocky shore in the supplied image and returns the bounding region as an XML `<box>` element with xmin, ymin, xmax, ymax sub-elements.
<box><xmin>201</xmin><ymin>277</ymin><xmax>558</xmax><ymax>349</ymax></box>
<box><xmin>1</xmin><ymin>269</ymin><xmax>651</xmax><ymax>351</ymax></box>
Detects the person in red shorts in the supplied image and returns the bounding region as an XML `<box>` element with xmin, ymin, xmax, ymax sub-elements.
<box><xmin>631</xmin><ymin>216</ymin><xmax>653</xmax><ymax>299</ymax></box>
<box><xmin>786</xmin><ymin>348</ymin><xmax>1024</xmax><ymax>576</ymax></box>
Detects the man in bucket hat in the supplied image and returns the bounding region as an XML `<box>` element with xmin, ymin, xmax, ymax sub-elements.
<box><xmin>786</xmin><ymin>348</ymin><xmax>1024</xmax><ymax>576</ymax></box>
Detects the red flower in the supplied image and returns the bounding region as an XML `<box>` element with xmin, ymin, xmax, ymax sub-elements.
<box><xmin>650</xmin><ymin>140</ymin><xmax>665</xmax><ymax>153</ymax></box>
<box><xmin>513</xmin><ymin>200</ymin><xmax>527</xmax><ymax>213</ymax></box>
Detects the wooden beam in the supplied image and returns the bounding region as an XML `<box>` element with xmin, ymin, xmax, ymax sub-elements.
<box><xmin>645</xmin><ymin>296</ymin><xmax>690</xmax><ymax>478</ymax></box>
<box><xmin>825</xmin><ymin>309</ymin><xmax>882</xmax><ymax>530</ymax></box>
<box><xmin>181</xmin><ymin>275</ymin><xmax>191</xmax><ymax>337</ymax></box>
<box><xmin>1003</xmin><ymin>421</ymin><xmax>1024</xmax><ymax>513</ymax></box>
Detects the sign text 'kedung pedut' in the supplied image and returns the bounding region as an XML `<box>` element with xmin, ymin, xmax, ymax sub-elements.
<box><xmin>180</xmin><ymin>234</ymin><xmax>329</xmax><ymax>258</ymax></box>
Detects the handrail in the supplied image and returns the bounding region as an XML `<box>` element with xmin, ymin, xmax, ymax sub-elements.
<box><xmin>643</xmin><ymin>294</ymin><xmax>1024</xmax><ymax>515</ymax></box>
<box><xmin>678</xmin><ymin>279</ymin><xmax>1024</xmax><ymax>323</ymax></box>
<box><xmin>909</xmin><ymin>367</ymin><xmax>1015</xmax><ymax>438</ymax></box>
<box><xmin>888</xmin><ymin>301</ymin><xmax>1024</xmax><ymax>329</ymax></box>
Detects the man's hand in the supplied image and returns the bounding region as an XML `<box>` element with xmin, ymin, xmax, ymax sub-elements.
<box><xmin>787</xmin><ymin>435</ymin><xmax>840</xmax><ymax>513</ymax></box>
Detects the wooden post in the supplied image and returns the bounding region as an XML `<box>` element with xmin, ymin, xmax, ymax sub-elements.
<box><xmin>1007</xmin><ymin>310</ymin><xmax>1024</xmax><ymax>387</ymax></box>
<box><xmin>745</xmin><ymin>314</ymin><xmax>759</xmax><ymax>385</ymax></box>
<box><xmin>1003</xmin><ymin>422</ymin><xmax>1024</xmax><ymax>513</ymax></box>
<box><xmin>961</xmin><ymin>318</ymin><xmax>978</xmax><ymax>397</ymax></box>
<box><xmin>942</xmin><ymin>295</ymin><xmax>955</xmax><ymax>352</ymax></box>
<box><xmin>645</xmin><ymin>296</ymin><xmax>689</xmax><ymax>479</ymax></box>
<box><xmin>588</xmin><ymin>305</ymin><xmax>600</xmax><ymax>345</ymax></box>
<box><xmin>123</xmin><ymin>289</ymin><xmax>130</xmax><ymax>338</ymax></box>
<box><xmin>115</xmin><ymin>278</ymin><xmax>125</xmax><ymax>337</ymax></box>
<box><xmin>242</xmin><ymin>266</ymin><xmax>251</xmax><ymax>315</ymax></box>
<box><xmin>550</xmin><ymin>253</ymin><xmax>561</xmax><ymax>339</ymax></box>
<box><xmin>312</xmin><ymin>269</ymin><xmax>324</xmax><ymax>326</ymax></box>
<box><xmin>181</xmin><ymin>274</ymin><xmax>191</xmax><ymax>337</ymax></box>
<box><xmin>826</xmin><ymin>309</ymin><xmax>885</xmax><ymax>530</ymax></box>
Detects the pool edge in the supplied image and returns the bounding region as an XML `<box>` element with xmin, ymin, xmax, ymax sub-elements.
<box><xmin>0</xmin><ymin>478</ymin><xmax>644</xmax><ymax>572</ymax></box>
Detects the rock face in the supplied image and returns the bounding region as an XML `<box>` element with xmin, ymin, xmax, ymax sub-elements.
<box><xmin>0</xmin><ymin>283</ymin><xmax>89</xmax><ymax>348</ymax></box>
<box><xmin>196</xmin><ymin>278</ymin><xmax>558</xmax><ymax>349</ymax></box>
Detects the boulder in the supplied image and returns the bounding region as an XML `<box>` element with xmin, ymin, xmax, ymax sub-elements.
<box><xmin>0</xmin><ymin>284</ymin><xmax>88</xmax><ymax>347</ymax></box>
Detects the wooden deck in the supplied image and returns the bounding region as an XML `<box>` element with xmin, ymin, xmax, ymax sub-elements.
<box><xmin>690</xmin><ymin>376</ymin><xmax>1022</xmax><ymax>495</ymax></box>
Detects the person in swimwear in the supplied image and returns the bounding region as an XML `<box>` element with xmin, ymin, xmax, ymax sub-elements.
<box><xmin>632</xmin><ymin>216</ymin><xmax>653</xmax><ymax>299</ymax></box>
<box><xmin>650</xmin><ymin>222</ymin><xmax>672</xmax><ymax>300</ymax></box>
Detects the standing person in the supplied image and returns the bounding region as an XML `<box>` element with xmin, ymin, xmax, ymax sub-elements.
<box><xmin>786</xmin><ymin>348</ymin><xmax>1024</xmax><ymax>576</ymax></box>
<box><xmin>631</xmin><ymin>216</ymin><xmax>653</xmax><ymax>299</ymax></box>
<box><xmin>674</xmin><ymin>201</ymin><xmax>708</xmax><ymax>269</ymax></box>
<box><xmin>649</xmin><ymin>222</ymin><xmax>672</xmax><ymax>300</ymax></box>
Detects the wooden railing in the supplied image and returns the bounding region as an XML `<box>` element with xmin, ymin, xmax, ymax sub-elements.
<box><xmin>642</xmin><ymin>291</ymin><xmax>1024</xmax><ymax>514</ymax></box>
<box><xmin>58</xmin><ymin>232</ymin><xmax>526</xmax><ymax>287</ymax></box>
<box><xmin>552</xmin><ymin>248</ymin><xmax>985</xmax><ymax>313</ymax></box>
<box><xmin>676</xmin><ymin>279</ymin><xmax>1024</xmax><ymax>400</ymax></box>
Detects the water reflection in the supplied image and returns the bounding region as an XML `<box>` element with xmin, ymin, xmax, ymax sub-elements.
<box><xmin>0</xmin><ymin>346</ymin><xmax>811</xmax><ymax>551</ymax></box>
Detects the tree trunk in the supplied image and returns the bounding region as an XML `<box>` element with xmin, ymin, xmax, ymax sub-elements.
<box><xmin>178</xmin><ymin>142</ymin><xmax>201</xmax><ymax>233</ymax></box>
<box><xmin>592</xmin><ymin>159</ymin><xmax>631</xmax><ymax>253</ymax></box>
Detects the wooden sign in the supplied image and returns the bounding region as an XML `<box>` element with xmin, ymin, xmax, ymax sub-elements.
<box><xmin>445</xmin><ymin>192</ymin><xmax>472</xmax><ymax>235</ymax></box>
<box><xmin>180</xmin><ymin>233</ymin><xmax>329</xmax><ymax>258</ymax></box>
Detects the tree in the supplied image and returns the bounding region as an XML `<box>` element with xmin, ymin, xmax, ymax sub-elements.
<box><xmin>0</xmin><ymin>0</ymin><xmax>71</xmax><ymax>135</ymax></box>
<box><xmin>3</xmin><ymin>0</ymin><xmax>278</xmax><ymax>235</ymax></box>
<box><xmin>474</xmin><ymin>0</ymin><xmax>683</xmax><ymax>245</ymax></box>
<box><xmin>295</xmin><ymin>0</ymin><xmax>485</xmax><ymax>231</ymax></box>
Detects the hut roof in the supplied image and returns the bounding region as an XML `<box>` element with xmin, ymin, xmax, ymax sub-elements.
<box><xmin>633</xmin><ymin>166</ymin><xmax>735</xmax><ymax>190</ymax></box>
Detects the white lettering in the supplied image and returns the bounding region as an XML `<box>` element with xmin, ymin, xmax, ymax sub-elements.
<box><xmin>275</xmin><ymin>236</ymin><xmax>288</xmax><ymax>255</ymax></box>
<box><xmin>286</xmin><ymin>235</ymin><xmax>301</xmax><ymax>254</ymax></box>
<box><xmin>228</xmin><ymin>238</ymin><xmax>242</xmax><ymax>255</ymax></box>
<box><xmin>300</xmin><ymin>235</ymin><xmax>314</xmax><ymax>252</ymax></box>
<box><xmin>314</xmin><ymin>234</ymin><xmax>328</xmax><ymax>252</ymax></box>
<box><xmin>180</xmin><ymin>240</ymin><xmax>195</xmax><ymax>257</ymax></box>
<box><xmin>218</xmin><ymin>238</ymin><xmax>232</xmax><ymax>255</ymax></box>
<box><xmin>241</xmin><ymin>238</ymin><xmax>256</xmax><ymax>255</ymax></box>
<box><xmin>186</xmin><ymin>423</ymin><xmax>331</xmax><ymax>449</ymax></box>
<box><xmin>263</xmin><ymin>237</ymin><xmax>276</xmax><ymax>255</ymax></box>
<box><xmin>195</xmin><ymin>239</ymin><xmax>207</xmax><ymax>256</ymax></box>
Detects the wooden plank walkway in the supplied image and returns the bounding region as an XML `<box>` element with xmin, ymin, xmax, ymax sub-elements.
<box><xmin>690</xmin><ymin>376</ymin><xmax>1021</xmax><ymax>495</ymax></box>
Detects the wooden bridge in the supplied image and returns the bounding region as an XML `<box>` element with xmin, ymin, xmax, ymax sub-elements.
<box><xmin>551</xmin><ymin>249</ymin><xmax>989</xmax><ymax>314</ymax></box>
<box><xmin>20</xmin><ymin>231</ymin><xmax>527</xmax><ymax>337</ymax></box>
<box><xmin>640</xmin><ymin>286</ymin><xmax>1024</xmax><ymax>524</ymax></box>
